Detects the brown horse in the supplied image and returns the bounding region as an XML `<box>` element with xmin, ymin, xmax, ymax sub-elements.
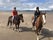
<box><xmin>32</xmin><ymin>13</ymin><xmax>46</xmax><ymax>40</ymax></box>
<box><xmin>7</xmin><ymin>14</ymin><xmax>24</xmax><ymax>31</ymax></box>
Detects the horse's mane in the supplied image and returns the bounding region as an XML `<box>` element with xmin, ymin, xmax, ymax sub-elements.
<box><xmin>19</xmin><ymin>14</ymin><xmax>23</xmax><ymax>16</ymax></box>
<box><xmin>9</xmin><ymin>14</ymin><xmax>23</xmax><ymax>19</ymax></box>
<box><xmin>36</xmin><ymin>12</ymin><xmax>46</xmax><ymax>23</ymax></box>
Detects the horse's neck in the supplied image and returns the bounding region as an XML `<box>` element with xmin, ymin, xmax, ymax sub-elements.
<box><xmin>36</xmin><ymin>15</ymin><xmax>42</xmax><ymax>23</ymax></box>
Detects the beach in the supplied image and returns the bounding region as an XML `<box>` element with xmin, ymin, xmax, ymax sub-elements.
<box><xmin>0</xmin><ymin>11</ymin><xmax>53</xmax><ymax>40</ymax></box>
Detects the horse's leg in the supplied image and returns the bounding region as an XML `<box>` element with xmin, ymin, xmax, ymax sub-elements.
<box><xmin>7</xmin><ymin>20</ymin><xmax>9</xmax><ymax>26</ymax></box>
<box><xmin>10</xmin><ymin>22</ymin><xmax>12</xmax><ymax>28</ymax></box>
<box><xmin>36</xmin><ymin>25</ymin><xmax>43</xmax><ymax>40</ymax></box>
<box><xmin>38</xmin><ymin>24</ymin><xmax>43</xmax><ymax>33</ymax></box>
<box><xmin>32</xmin><ymin>22</ymin><xmax>36</xmax><ymax>31</ymax></box>
<box><xmin>15</xmin><ymin>25</ymin><xmax>17</xmax><ymax>30</ymax></box>
<box><xmin>18</xmin><ymin>23</ymin><xmax>21</xmax><ymax>32</ymax></box>
<box><xmin>13</xmin><ymin>24</ymin><xmax>16</xmax><ymax>30</ymax></box>
<box><xmin>32</xmin><ymin>22</ymin><xmax>34</xmax><ymax>30</ymax></box>
<box><xmin>35</xmin><ymin>28</ymin><xmax>40</xmax><ymax>40</ymax></box>
<box><xmin>10</xmin><ymin>22</ymin><xmax>12</xmax><ymax>26</ymax></box>
<box><xmin>13</xmin><ymin>24</ymin><xmax>17</xmax><ymax>31</ymax></box>
<box><xmin>18</xmin><ymin>24</ymin><xmax>19</xmax><ymax>29</ymax></box>
<box><xmin>36</xmin><ymin>30</ymin><xmax>39</xmax><ymax>35</ymax></box>
<box><xmin>36</xmin><ymin>27</ymin><xmax>40</xmax><ymax>40</ymax></box>
<box><xmin>36</xmin><ymin>24</ymin><xmax>42</xmax><ymax>40</ymax></box>
<box><xmin>37</xmin><ymin>34</ymin><xmax>40</xmax><ymax>40</ymax></box>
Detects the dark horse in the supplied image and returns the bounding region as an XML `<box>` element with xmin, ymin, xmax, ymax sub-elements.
<box><xmin>32</xmin><ymin>13</ymin><xmax>46</xmax><ymax>40</ymax></box>
<box><xmin>7</xmin><ymin>14</ymin><xmax>24</xmax><ymax>30</ymax></box>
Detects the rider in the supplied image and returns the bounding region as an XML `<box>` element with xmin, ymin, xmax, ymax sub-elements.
<box><xmin>12</xmin><ymin>7</ymin><xmax>18</xmax><ymax>23</ymax></box>
<box><xmin>33</xmin><ymin>7</ymin><xmax>41</xmax><ymax>26</ymax></box>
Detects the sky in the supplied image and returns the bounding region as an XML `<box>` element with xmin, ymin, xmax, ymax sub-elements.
<box><xmin>0</xmin><ymin>0</ymin><xmax>53</xmax><ymax>10</ymax></box>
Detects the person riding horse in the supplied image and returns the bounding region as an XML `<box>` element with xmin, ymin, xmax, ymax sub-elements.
<box><xmin>12</xmin><ymin>7</ymin><xmax>18</xmax><ymax>23</ymax></box>
<box><xmin>32</xmin><ymin>7</ymin><xmax>46</xmax><ymax>40</ymax></box>
<box><xmin>33</xmin><ymin>7</ymin><xmax>41</xmax><ymax>26</ymax></box>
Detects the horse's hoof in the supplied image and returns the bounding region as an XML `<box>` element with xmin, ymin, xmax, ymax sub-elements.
<box><xmin>19</xmin><ymin>30</ymin><xmax>20</xmax><ymax>32</ymax></box>
<box><xmin>37</xmin><ymin>36</ymin><xmax>40</xmax><ymax>40</ymax></box>
<box><xmin>18</xmin><ymin>29</ymin><xmax>20</xmax><ymax>32</ymax></box>
<box><xmin>15</xmin><ymin>29</ymin><xmax>17</xmax><ymax>31</ymax></box>
<box><xmin>18</xmin><ymin>29</ymin><xmax>22</xmax><ymax>32</ymax></box>
<box><xmin>18</xmin><ymin>31</ymin><xmax>21</xmax><ymax>32</ymax></box>
<box><xmin>13</xmin><ymin>29</ymin><xmax>17</xmax><ymax>32</ymax></box>
<box><xmin>13</xmin><ymin>28</ymin><xmax>14</xmax><ymax>30</ymax></box>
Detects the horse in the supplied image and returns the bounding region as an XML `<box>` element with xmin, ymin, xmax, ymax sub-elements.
<box><xmin>32</xmin><ymin>13</ymin><xmax>46</xmax><ymax>40</ymax></box>
<box><xmin>7</xmin><ymin>14</ymin><xmax>24</xmax><ymax>31</ymax></box>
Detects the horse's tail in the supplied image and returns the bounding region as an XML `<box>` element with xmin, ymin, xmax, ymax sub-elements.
<box><xmin>31</xmin><ymin>16</ymin><xmax>34</xmax><ymax>23</ymax></box>
<box><xmin>7</xmin><ymin>19</ymin><xmax>9</xmax><ymax>26</ymax></box>
<box><xmin>7</xmin><ymin>17</ymin><xmax>10</xmax><ymax>26</ymax></box>
<box><xmin>32</xmin><ymin>16</ymin><xmax>34</xmax><ymax>20</ymax></box>
<box><xmin>7</xmin><ymin>16</ymin><xmax>12</xmax><ymax>26</ymax></box>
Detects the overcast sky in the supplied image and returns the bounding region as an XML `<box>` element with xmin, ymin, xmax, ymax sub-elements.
<box><xmin>0</xmin><ymin>0</ymin><xmax>53</xmax><ymax>10</ymax></box>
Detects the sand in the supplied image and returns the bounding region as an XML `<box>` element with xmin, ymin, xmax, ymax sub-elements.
<box><xmin>0</xmin><ymin>11</ymin><xmax>53</xmax><ymax>40</ymax></box>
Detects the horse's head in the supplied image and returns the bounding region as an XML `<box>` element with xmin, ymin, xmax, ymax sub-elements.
<box><xmin>41</xmin><ymin>13</ymin><xmax>46</xmax><ymax>25</ymax></box>
<box><xmin>19</xmin><ymin>14</ymin><xmax>24</xmax><ymax>22</ymax></box>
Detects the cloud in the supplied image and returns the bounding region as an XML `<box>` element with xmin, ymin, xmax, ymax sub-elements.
<box><xmin>0</xmin><ymin>0</ymin><xmax>53</xmax><ymax>10</ymax></box>
<box><xmin>0</xmin><ymin>0</ymin><xmax>4</xmax><ymax>5</ymax></box>
<box><xmin>49</xmin><ymin>5</ymin><xmax>53</xmax><ymax>9</ymax></box>
<box><xmin>7</xmin><ymin>0</ymin><xmax>11</xmax><ymax>2</ymax></box>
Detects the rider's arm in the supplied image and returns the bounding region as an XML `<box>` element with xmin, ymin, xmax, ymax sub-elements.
<box><xmin>12</xmin><ymin>10</ymin><xmax>14</xmax><ymax>16</ymax></box>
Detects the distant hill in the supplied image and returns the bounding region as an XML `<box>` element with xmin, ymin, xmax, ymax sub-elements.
<box><xmin>0</xmin><ymin>10</ymin><xmax>53</xmax><ymax>12</ymax></box>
